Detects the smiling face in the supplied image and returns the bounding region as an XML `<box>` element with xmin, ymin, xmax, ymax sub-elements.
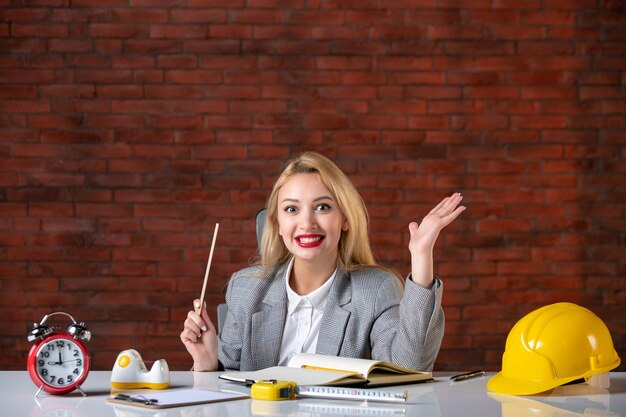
<box><xmin>277</xmin><ymin>173</ymin><xmax>347</xmax><ymax>269</ymax></box>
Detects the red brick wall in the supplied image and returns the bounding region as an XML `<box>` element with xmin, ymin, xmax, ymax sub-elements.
<box><xmin>1</xmin><ymin>1</ymin><xmax>624</xmax><ymax>372</ymax></box>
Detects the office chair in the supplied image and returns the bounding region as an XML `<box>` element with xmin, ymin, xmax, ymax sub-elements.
<box><xmin>255</xmin><ymin>208</ymin><xmax>267</xmax><ymax>249</ymax></box>
<box><xmin>216</xmin><ymin>209</ymin><xmax>266</xmax><ymax>331</ymax></box>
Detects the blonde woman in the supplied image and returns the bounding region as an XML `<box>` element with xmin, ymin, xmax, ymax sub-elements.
<box><xmin>181</xmin><ymin>151</ymin><xmax>465</xmax><ymax>372</ymax></box>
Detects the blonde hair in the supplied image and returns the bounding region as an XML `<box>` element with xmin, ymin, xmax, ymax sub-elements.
<box><xmin>258</xmin><ymin>151</ymin><xmax>379</xmax><ymax>275</ymax></box>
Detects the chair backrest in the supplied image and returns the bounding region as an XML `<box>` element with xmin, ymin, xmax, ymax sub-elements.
<box><xmin>217</xmin><ymin>303</ymin><xmax>228</xmax><ymax>333</ymax></box>
<box><xmin>255</xmin><ymin>208</ymin><xmax>267</xmax><ymax>249</ymax></box>
<box><xmin>217</xmin><ymin>208</ymin><xmax>267</xmax><ymax>332</ymax></box>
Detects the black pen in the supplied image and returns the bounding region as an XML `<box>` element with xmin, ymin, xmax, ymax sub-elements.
<box><xmin>114</xmin><ymin>394</ymin><xmax>159</xmax><ymax>405</ymax></box>
<box><xmin>450</xmin><ymin>370</ymin><xmax>485</xmax><ymax>382</ymax></box>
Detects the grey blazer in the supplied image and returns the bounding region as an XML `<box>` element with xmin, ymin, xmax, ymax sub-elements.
<box><xmin>218</xmin><ymin>263</ymin><xmax>444</xmax><ymax>372</ymax></box>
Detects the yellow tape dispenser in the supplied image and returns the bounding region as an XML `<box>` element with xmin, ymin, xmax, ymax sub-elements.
<box><xmin>110</xmin><ymin>349</ymin><xmax>170</xmax><ymax>390</ymax></box>
<box><xmin>251</xmin><ymin>380</ymin><xmax>297</xmax><ymax>401</ymax></box>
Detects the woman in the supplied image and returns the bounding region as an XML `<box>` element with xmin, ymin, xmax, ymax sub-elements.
<box><xmin>181</xmin><ymin>151</ymin><xmax>465</xmax><ymax>371</ymax></box>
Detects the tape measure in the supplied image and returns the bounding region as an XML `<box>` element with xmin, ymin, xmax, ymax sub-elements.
<box><xmin>251</xmin><ymin>380</ymin><xmax>407</xmax><ymax>403</ymax></box>
<box><xmin>251</xmin><ymin>380</ymin><xmax>297</xmax><ymax>401</ymax></box>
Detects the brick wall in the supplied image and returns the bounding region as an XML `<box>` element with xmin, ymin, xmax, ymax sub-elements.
<box><xmin>1</xmin><ymin>1</ymin><xmax>624</xmax><ymax>372</ymax></box>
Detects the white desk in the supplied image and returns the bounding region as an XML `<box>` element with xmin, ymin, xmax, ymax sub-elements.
<box><xmin>3</xmin><ymin>371</ymin><xmax>625</xmax><ymax>417</ymax></box>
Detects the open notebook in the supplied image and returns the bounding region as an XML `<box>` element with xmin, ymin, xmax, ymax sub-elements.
<box><xmin>220</xmin><ymin>353</ymin><xmax>432</xmax><ymax>387</ymax></box>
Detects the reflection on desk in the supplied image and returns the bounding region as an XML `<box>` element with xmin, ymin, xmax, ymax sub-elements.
<box><xmin>2</xmin><ymin>371</ymin><xmax>624</xmax><ymax>417</ymax></box>
<box><xmin>30</xmin><ymin>395</ymin><xmax>89</xmax><ymax>417</ymax></box>
<box><xmin>490</xmin><ymin>383</ymin><xmax>620</xmax><ymax>417</ymax></box>
<box><xmin>251</xmin><ymin>398</ymin><xmax>407</xmax><ymax>416</ymax></box>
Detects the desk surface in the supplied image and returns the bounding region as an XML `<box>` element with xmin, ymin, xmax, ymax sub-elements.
<box><xmin>3</xmin><ymin>371</ymin><xmax>625</xmax><ymax>417</ymax></box>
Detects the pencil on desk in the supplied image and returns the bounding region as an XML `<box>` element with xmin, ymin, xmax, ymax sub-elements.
<box><xmin>450</xmin><ymin>370</ymin><xmax>485</xmax><ymax>382</ymax></box>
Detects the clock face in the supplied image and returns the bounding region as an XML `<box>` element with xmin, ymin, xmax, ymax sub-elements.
<box><xmin>32</xmin><ymin>336</ymin><xmax>87</xmax><ymax>390</ymax></box>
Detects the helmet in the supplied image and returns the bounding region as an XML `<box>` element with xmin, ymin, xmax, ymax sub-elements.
<box><xmin>488</xmin><ymin>302</ymin><xmax>621</xmax><ymax>395</ymax></box>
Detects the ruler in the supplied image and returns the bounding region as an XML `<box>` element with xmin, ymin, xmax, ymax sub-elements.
<box><xmin>296</xmin><ymin>385</ymin><xmax>407</xmax><ymax>403</ymax></box>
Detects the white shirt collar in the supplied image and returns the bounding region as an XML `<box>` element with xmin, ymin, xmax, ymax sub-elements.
<box><xmin>284</xmin><ymin>257</ymin><xmax>336</xmax><ymax>314</ymax></box>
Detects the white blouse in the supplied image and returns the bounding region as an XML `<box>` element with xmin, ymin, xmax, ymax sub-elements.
<box><xmin>277</xmin><ymin>257</ymin><xmax>337</xmax><ymax>366</ymax></box>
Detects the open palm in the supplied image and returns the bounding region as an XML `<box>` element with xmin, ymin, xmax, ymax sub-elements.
<box><xmin>409</xmin><ymin>193</ymin><xmax>465</xmax><ymax>254</ymax></box>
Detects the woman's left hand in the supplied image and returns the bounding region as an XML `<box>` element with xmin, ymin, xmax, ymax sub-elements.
<box><xmin>409</xmin><ymin>192</ymin><xmax>465</xmax><ymax>255</ymax></box>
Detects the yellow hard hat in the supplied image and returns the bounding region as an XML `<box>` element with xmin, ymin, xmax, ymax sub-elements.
<box><xmin>488</xmin><ymin>302</ymin><xmax>621</xmax><ymax>395</ymax></box>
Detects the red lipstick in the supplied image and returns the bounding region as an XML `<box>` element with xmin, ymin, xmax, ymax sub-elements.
<box><xmin>295</xmin><ymin>234</ymin><xmax>325</xmax><ymax>248</ymax></box>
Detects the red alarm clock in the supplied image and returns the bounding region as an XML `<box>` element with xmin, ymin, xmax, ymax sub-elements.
<box><xmin>26</xmin><ymin>312</ymin><xmax>91</xmax><ymax>396</ymax></box>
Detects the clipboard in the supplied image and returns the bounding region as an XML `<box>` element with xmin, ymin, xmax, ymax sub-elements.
<box><xmin>106</xmin><ymin>389</ymin><xmax>249</xmax><ymax>409</ymax></box>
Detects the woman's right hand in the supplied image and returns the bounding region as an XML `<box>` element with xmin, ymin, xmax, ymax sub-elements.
<box><xmin>180</xmin><ymin>299</ymin><xmax>219</xmax><ymax>371</ymax></box>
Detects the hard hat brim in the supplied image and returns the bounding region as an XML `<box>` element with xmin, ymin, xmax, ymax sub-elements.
<box><xmin>487</xmin><ymin>372</ymin><xmax>582</xmax><ymax>396</ymax></box>
<box><xmin>487</xmin><ymin>356</ymin><xmax>621</xmax><ymax>396</ymax></box>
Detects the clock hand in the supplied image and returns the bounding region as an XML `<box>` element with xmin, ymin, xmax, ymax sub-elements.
<box><xmin>47</xmin><ymin>352</ymin><xmax>63</xmax><ymax>365</ymax></box>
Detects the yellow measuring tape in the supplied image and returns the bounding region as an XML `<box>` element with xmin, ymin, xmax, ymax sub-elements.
<box><xmin>251</xmin><ymin>380</ymin><xmax>297</xmax><ymax>401</ymax></box>
<box><xmin>251</xmin><ymin>379</ymin><xmax>408</xmax><ymax>403</ymax></box>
